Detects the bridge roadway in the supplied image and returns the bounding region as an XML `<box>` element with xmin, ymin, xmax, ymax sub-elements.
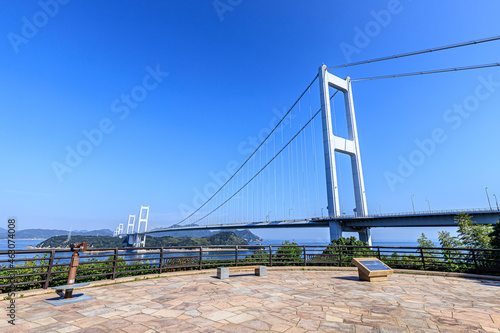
<box><xmin>137</xmin><ymin>209</ymin><xmax>500</xmax><ymax>236</ymax></box>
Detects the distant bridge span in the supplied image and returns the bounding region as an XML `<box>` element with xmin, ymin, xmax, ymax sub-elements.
<box><xmin>137</xmin><ymin>209</ymin><xmax>500</xmax><ymax>237</ymax></box>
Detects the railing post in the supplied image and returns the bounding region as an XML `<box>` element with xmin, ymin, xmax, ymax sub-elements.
<box><xmin>199</xmin><ymin>247</ymin><xmax>203</xmax><ymax>270</ymax></box>
<box><xmin>303</xmin><ymin>246</ymin><xmax>306</xmax><ymax>266</ymax></box>
<box><xmin>419</xmin><ymin>248</ymin><xmax>426</xmax><ymax>270</ymax></box>
<box><xmin>112</xmin><ymin>248</ymin><xmax>118</xmax><ymax>280</ymax></box>
<box><xmin>159</xmin><ymin>247</ymin><xmax>163</xmax><ymax>274</ymax></box>
<box><xmin>269</xmin><ymin>246</ymin><xmax>273</xmax><ymax>267</ymax></box>
<box><xmin>377</xmin><ymin>247</ymin><xmax>381</xmax><ymax>260</ymax></box>
<box><xmin>338</xmin><ymin>246</ymin><xmax>342</xmax><ymax>267</ymax></box>
<box><xmin>235</xmin><ymin>246</ymin><xmax>238</xmax><ymax>266</ymax></box>
<box><xmin>43</xmin><ymin>250</ymin><xmax>55</xmax><ymax>289</ymax></box>
<box><xmin>471</xmin><ymin>249</ymin><xmax>479</xmax><ymax>274</ymax></box>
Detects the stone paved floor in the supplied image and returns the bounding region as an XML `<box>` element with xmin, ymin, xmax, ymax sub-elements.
<box><xmin>2</xmin><ymin>270</ymin><xmax>500</xmax><ymax>332</ymax></box>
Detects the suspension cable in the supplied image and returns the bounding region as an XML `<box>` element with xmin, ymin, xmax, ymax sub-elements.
<box><xmin>192</xmin><ymin>91</ymin><xmax>339</xmax><ymax>224</ymax></box>
<box><xmin>352</xmin><ymin>63</ymin><xmax>500</xmax><ymax>82</ymax></box>
<box><xmin>172</xmin><ymin>74</ymin><xmax>319</xmax><ymax>227</ymax></box>
<box><xmin>327</xmin><ymin>35</ymin><xmax>500</xmax><ymax>70</ymax></box>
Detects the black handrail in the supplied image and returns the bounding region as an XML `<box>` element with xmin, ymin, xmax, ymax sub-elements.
<box><xmin>1</xmin><ymin>245</ymin><xmax>499</xmax><ymax>292</ymax></box>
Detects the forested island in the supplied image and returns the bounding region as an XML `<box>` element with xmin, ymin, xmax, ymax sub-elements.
<box><xmin>2</xmin><ymin>227</ymin><xmax>262</xmax><ymax>242</ymax></box>
<box><xmin>149</xmin><ymin>228</ymin><xmax>263</xmax><ymax>242</ymax></box>
<box><xmin>35</xmin><ymin>231</ymin><xmax>249</xmax><ymax>249</ymax></box>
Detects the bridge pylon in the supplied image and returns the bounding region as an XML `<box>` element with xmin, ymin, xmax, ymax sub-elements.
<box><xmin>319</xmin><ymin>65</ymin><xmax>370</xmax><ymax>244</ymax></box>
<box><xmin>126</xmin><ymin>215</ymin><xmax>136</xmax><ymax>234</ymax></box>
<box><xmin>135</xmin><ymin>206</ymin><xmax>150</xmax><ymax>247</ymax></box>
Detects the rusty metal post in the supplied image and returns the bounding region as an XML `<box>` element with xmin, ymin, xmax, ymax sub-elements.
<box><xmin>269</xmin><ymin>246</ymin><xmax>273</xmax><ymax>267</ymax></box>
<box><xmin>303</xmin><ymin>246</ymin><xmax>306</xmax><ymax>266</ymax></box>
<box><xmin>235</xmin><ymin>246</ymin><xmax>238</xmax><ymax>266</ymax></box>
<box><xmin>199</xmin><ymin>247</ymin><xmax>203</xmax><ymax>270</ymax></box>
<box><xmin>471</xmin><ymin>249</ymin><xmax>479</xmax><ymax>274</ymax></box>
<box><xmin>420</xmin><ymin>248</ymin><xmax>426</xmax><ymax>271</ymax></box>
<box><xmin>159</xmin><ymin>247</ymin><xmax>163</xmax><ymax>274</ymax></box>
<box><xmin>44</xmin><ymin>249</ymin><xmax>55</xmax><ymax>289</ymax></box>
<box><xmin>64</xmin><ymin>242</ymin><xmax>88</xmax><ymax>299</ymax></box>
<box><xmin>112</xmin><ymin>248</ymin><xmax>118</xmax><ymax>280</ymax></box>
<box><xmin>338</xmin><ymin>246</ymin><xmax>343</xmax><ymax>267</ymax></box>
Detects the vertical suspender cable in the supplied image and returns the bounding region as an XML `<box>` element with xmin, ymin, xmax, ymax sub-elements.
<box><xmin>274</xmin><ymin>131</ymin><xmax>277</xmax><ymax>220</ymax></box>
<box><xmin>281</xmin><ymin>122</ymin><xmax>285</xmax><ymax>219</ymax></box>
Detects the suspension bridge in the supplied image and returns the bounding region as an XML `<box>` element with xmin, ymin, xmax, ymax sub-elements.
<box><xmin>116</xmin><ymin>37</ymin><xmax>500</xmax><ymax>247</ymax></box>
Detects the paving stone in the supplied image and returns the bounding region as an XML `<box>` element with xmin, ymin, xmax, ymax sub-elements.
<box><xmin>297</xmin><ymin>318</ymin><xmax>320</xmax><ymax>330</ymax></box>
<box><xmin>220</xmin><ymin>323</ymin><xmax>256</xmax><ymax>333</ymax></box>
<box><xmin>5</xmin><ymin>270</ymin><xmax>500</xmax><ymax>332</ymax></box>
<box><xmin>241</xmin><ymin>319</ymin><xmax>272</xmax><ymax>330</ymax></box>
<box><xmin>378</xmin><ymin>325</ymin><xmax>410</xmax><ymax>333</ymax></box>
<box><xmin>121</xmin><ymin>323</ymin><xmax>151</xmax><ymax>333</ymax></box>
<box><xmin>319</xmin><ymin>320</ymin><xmax>356</xmax><ymax>332</ymax></box>
<box><xmin>226</xmin><ymin>313</ymin><xmax>256</xmax><ymax>324</ymax></box>
<box><xmin>100</xmin><ymin>317</ymin><xmax>130</xmax><ymax>329</ymax></box>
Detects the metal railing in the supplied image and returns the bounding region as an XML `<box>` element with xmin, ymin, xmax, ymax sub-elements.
<box><xmin>1</xmin><ymin>245</ymin><xmax>499</xmax><ymax>292</ymax></box>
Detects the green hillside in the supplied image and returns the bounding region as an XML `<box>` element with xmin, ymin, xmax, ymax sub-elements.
<box><xmin>35</xmin><ymin>231</ymin><xmax>248</xmax><ymax>249</ymax></box>
<box><xmin>151</xmin><ymin>229</ymin><xmax>262</xmax><ymax>242</ymax></box>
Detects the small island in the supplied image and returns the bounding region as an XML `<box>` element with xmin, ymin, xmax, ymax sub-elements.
<box><xmin>35</xmin><ymin>231</ymin><xmax>249</xmax><ymax>249</ymax></box>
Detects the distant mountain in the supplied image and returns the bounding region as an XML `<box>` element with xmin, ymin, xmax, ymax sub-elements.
<box><xmin>75</xmin><ymin>229</ymin><xmax>114</xmax><ymax>237</ymax></box>
<box><xmin>0</xmin><ymin>227</ymin><xmax>7</xmax><ymax>233</ymax></box>
<box><xmin>151</xmin><ymin>229</ymin><xmax>263</xmax><ymax>242</ymax></box>
<box><xmin>35</xmin><ymin>231</ymin><xmax>248</xmax><ymax>248</ymax></box>
<box><xmin>0</xmin><ymin>228</ymin><xmax>113</xmax><ymax>239</ymax></box>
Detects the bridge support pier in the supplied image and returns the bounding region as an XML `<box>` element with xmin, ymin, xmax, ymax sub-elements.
<box><xmin>329</xmin><ymin>221</ymin><xmax>343</xmax><ymax>242</ymax></box>
<box><xmin>127</xmin><ymin>234</ymin><xmax>146</xmax><ymax>247</ymax></box>
<box><xmin>127</xmin><ymin>234</ymin><xmax>136</xmax><ymax>247</ymax></box>
<box><xmin>357</xmin><ymin>228</ymin><xmax>372</xmax><ymax>246</ymax></box>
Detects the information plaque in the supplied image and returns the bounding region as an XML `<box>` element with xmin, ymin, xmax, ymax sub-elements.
<box><xmin>351</xmin><ymin>257</ymin><xmax>393</xmax><ymax>282</ymax></box>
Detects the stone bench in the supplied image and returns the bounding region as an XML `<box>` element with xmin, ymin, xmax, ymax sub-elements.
<box><xmin>217</xmin><ymin>266</ymin><xmax>266</xmax><ymax>279</ymax></box>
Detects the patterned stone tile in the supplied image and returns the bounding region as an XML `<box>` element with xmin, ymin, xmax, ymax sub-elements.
<box><xmin>3</xmin><ymin>270</ymin><xmax>500</xmax><ymax>332</ymax></box>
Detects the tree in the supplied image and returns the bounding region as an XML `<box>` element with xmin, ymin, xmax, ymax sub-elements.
<box><xmin>438</xmin><ymin>231</ymin><xmax>462</xmax><ymax>248</ymax></box>
<box><xmin>330</xmin><ymin>236</ymin><xmax>367</xmax><ymax>247</ymax></box>
<box><xmin>417</xmin><ymin>233</ymin><xmax>437</xmax><ymax>255</ymax></box>
<box><xmin>489</xmin><ymin>219</ymin><xmax>500</xmax><ymax>249</ymax></box>
<box><xmin>323</xmin><ymin>237</ymin><xmax>371</xmax><ymax>262</ymax></box>
<box><xmin>455</xmin><ymin>214</ymin><xmax>492</xmax><ymax>249</ymax></box>
<box><xmin>438</xmin><ymin>231</ymin><xmax>462</xmax><ymax>261</ymax></box>
<box><xmin>417</xmin><ymin>233</ymin><xmax>435</xmax><ymax>248</ymax></box>
<box><xmin>275</xmin><ymin>240</ymin><xmax>303</xmax><ymax>264</ymax></box>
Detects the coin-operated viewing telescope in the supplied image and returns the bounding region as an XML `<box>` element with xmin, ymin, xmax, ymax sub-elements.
<box><xmin>64</xmin><ymin>242</ymin><xmax>88</xmax><ymax>299</ymax></box>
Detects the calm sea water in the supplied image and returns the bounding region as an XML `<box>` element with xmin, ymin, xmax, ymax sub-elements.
<box><xmin>249</xmin><ymin>239</ymin><xmax>420</xmax><ymax>248</ymax></box>
<box><xmin>0</xmin><ymin>239</ymin><xmax>43</xmax><ymax>251</ymax></box>
<box><xmin>0</xmin><ymin>238</ymin><xmax>420</xmax><ymax>252</ymax></box>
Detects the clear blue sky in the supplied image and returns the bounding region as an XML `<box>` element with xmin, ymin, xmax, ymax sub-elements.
<box><xmin>1</xmin><ymin>1</ymin><xmax>499</xmax><ymax>242</ymax></box>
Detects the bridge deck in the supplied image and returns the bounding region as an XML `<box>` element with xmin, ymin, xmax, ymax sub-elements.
<box><xmin>136</xmin><ymin>209</ymin><xmax>500</xmax><ymax>235</ymax></box>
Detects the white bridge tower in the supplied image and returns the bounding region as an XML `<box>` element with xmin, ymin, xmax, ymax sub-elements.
<box><xmin>135</xmin><ymin>206</ymin><xmax>149</xmax><ymax>247</ymax></box>
<box><xmin>319</xmin><ymin>65</ymin><xmax>371</xmax><ymax>244</ymax></box>
<box><xmin>126</xmin><ymin>215</ymin><xmax>136</xmax><ymax>234</ymax></box>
